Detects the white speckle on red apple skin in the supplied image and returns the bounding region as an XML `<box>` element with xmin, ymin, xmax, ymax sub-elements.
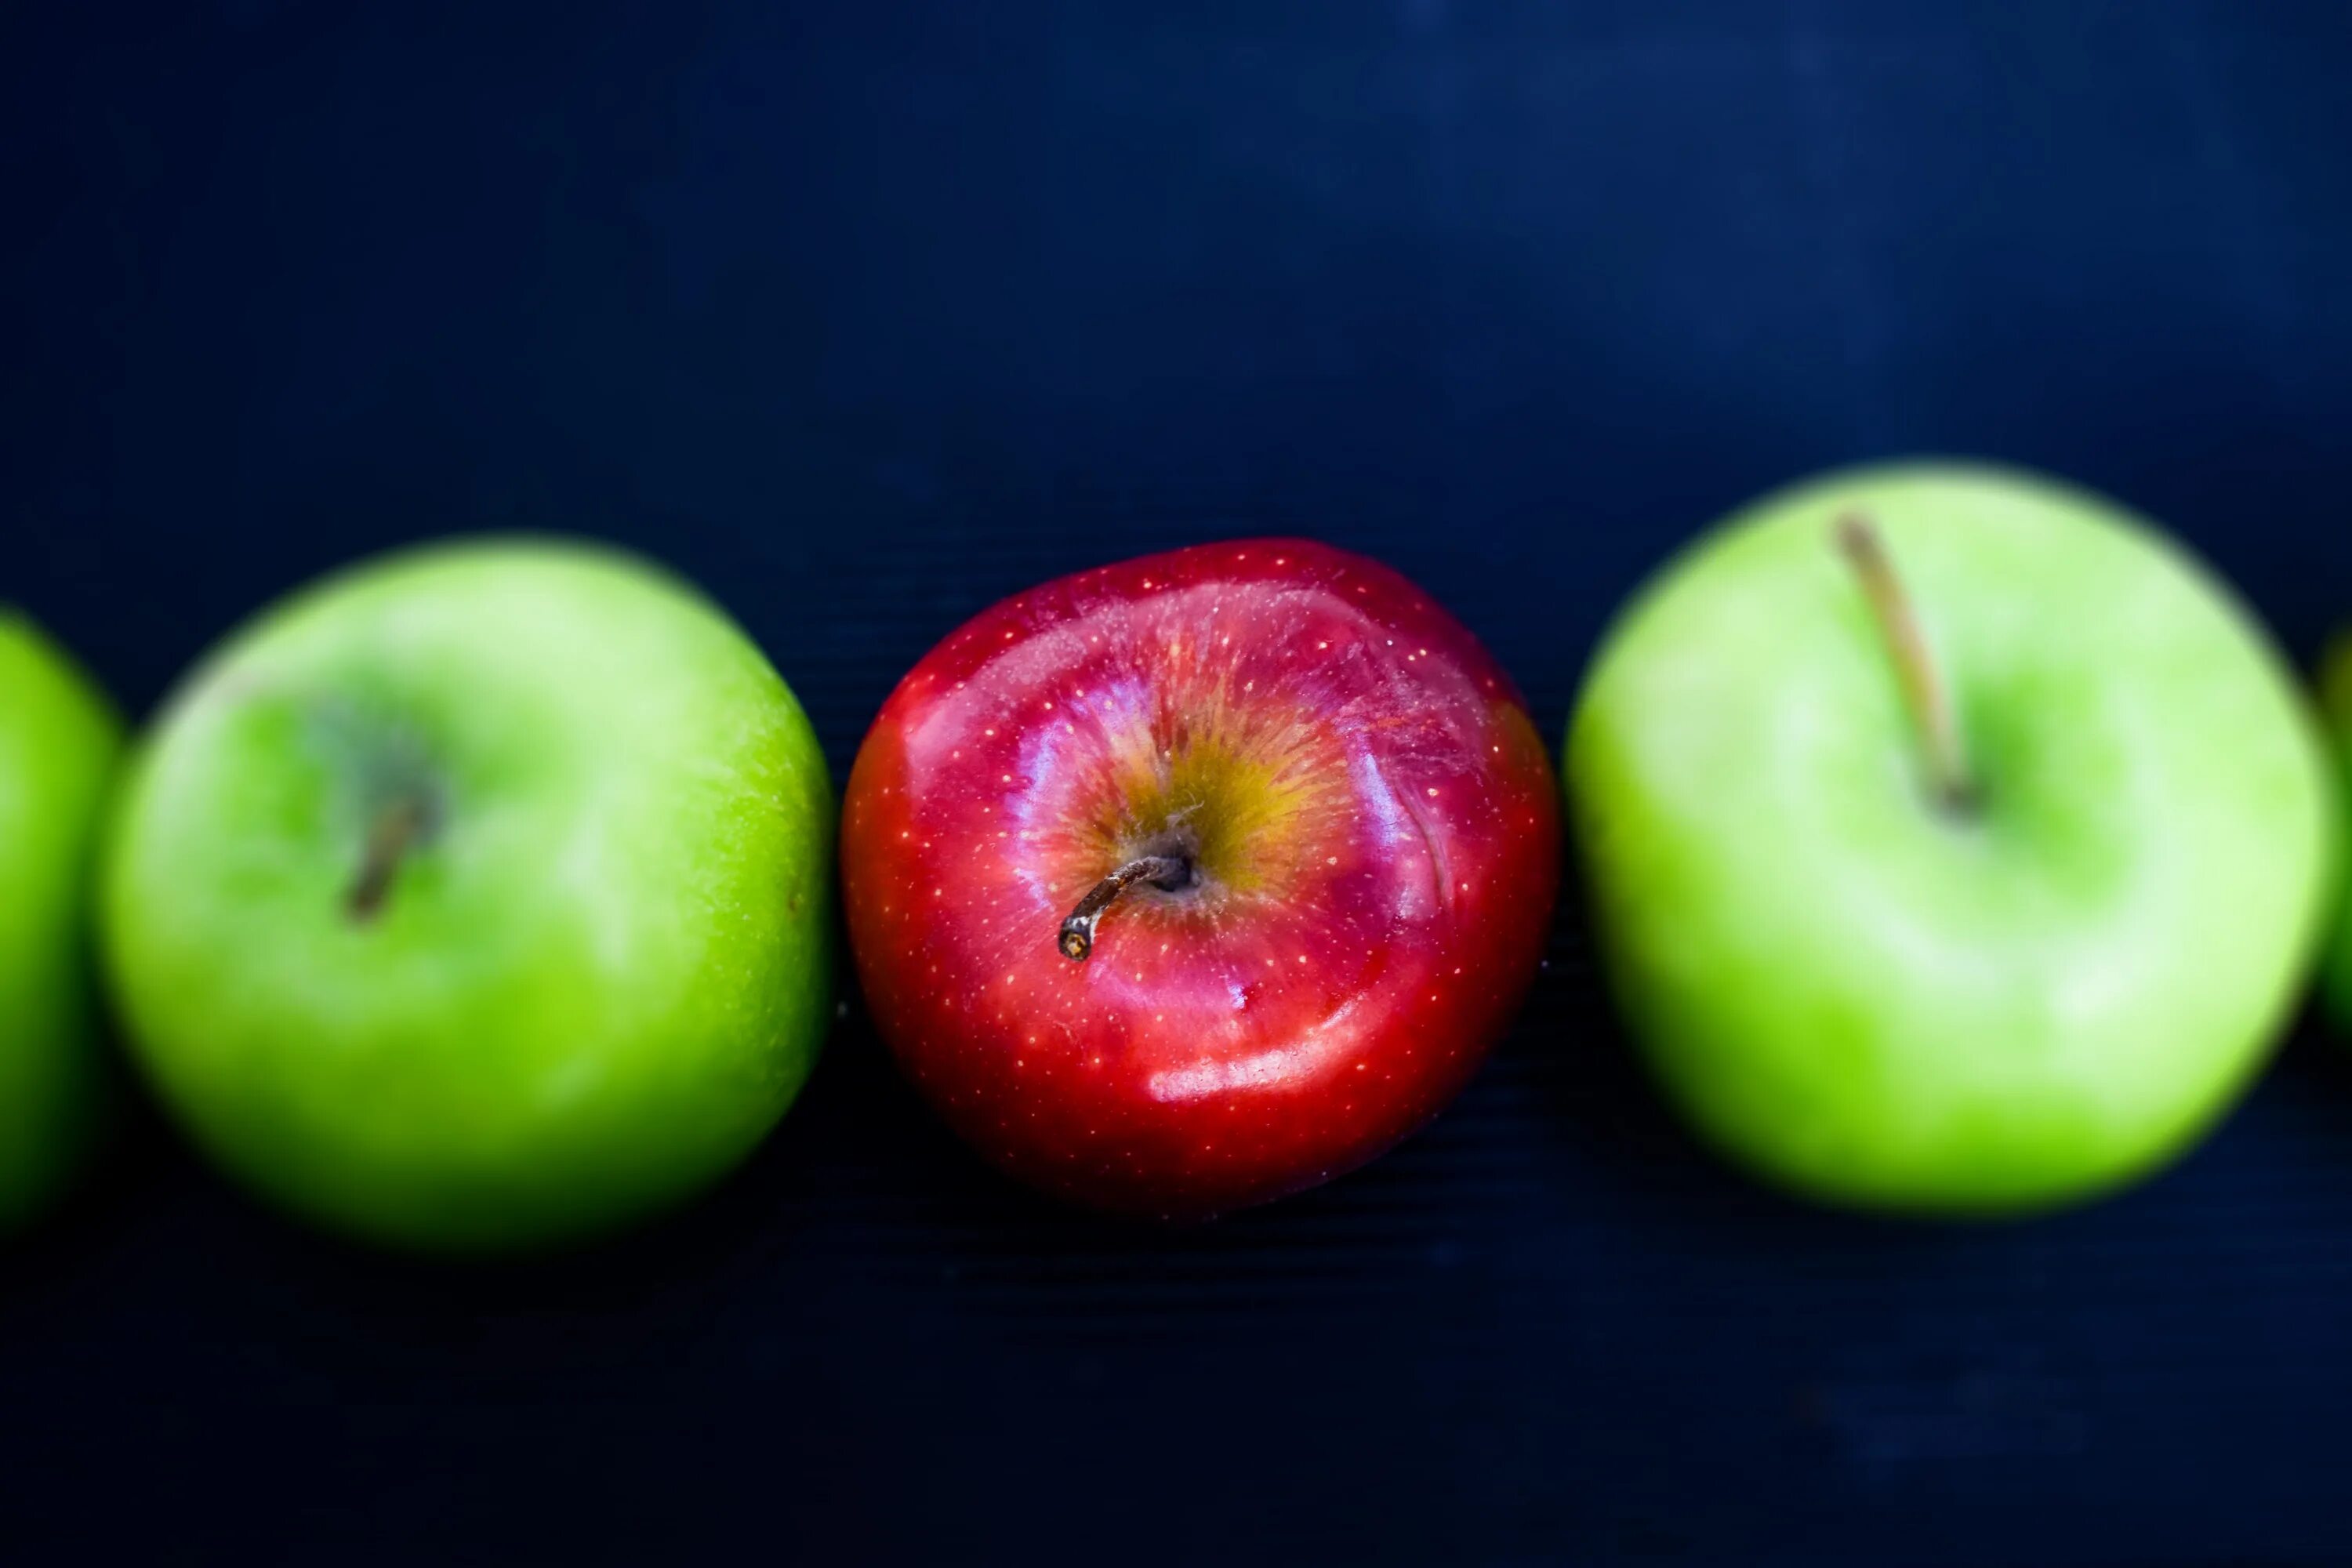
<box><xmin>841</xmin><ymin>538</ymin><xmax>1560</xmax><ymax>1218</ymax></box>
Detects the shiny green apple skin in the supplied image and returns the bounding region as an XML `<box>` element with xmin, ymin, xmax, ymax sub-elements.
<box><xmin>0</xmin><ymin>615</ymin><xmax>124</xmax><ymax>1229</ymax></box>
<box><xmin>1569</xmin><ymin>463</ymin><xmax>2339</xmax><ymax>1215</ymax></box>
<box><xmin>101</xmin><ymin>541</ymin><xmax>833</xmax><ymax>1252</ymax></box>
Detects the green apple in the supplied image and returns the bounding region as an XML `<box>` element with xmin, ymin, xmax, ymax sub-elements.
<box><xmin>0</xmin><ymin>615</ymin><xmax>124</xmax><ymax>1229</ymax></box>
<box><xmin>1569</xmin><ymin>463</ymin><xmax>2339</xmax><ymax>1214</ymax></box>
<box><xmin>102</xmin><ymin>540</ymin><xmax>834</xmax><ymax>1251</ymax></box>
<box><xmin>2322</xmin><ymin>644</ymin><xmax>2352</xmax><ymax>1032</ymax></box>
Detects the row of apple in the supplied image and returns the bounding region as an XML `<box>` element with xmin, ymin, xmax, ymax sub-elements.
<box><xmin>4</xmin><ymin>461</ymin><xmax>2345</xmax><ymax>1250</ymax></box>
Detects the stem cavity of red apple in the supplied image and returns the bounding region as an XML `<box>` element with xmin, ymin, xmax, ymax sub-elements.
<box><xmin>1057</xmin><ymin>852</ymin><xmax>1194</xmax><ymax>962</ymax></box>
<box><xmin>1835</xmin><ymin>513</ymin><xmax>1978</xmax><ymax>815</ymax></box>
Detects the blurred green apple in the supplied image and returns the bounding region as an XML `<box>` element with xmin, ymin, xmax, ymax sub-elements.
<box><xmin>102</xmin><ymin>541</ymin><xmax>834</xmax><ymax>1251</ymax></box>
<box><xmin>2321</xmin><ymin>643</ymin><xmax>2352</xmax><ymax>1033</ymax></box>
<box><xmin>0</xmin><ymin>614</ymin><xmax>123</xmax><ymax>1229</ymax></box>
<box><xmin>1570</xmin><ymin>463</ymin><xmax>2339</xmax><ymax>1214</ymax></box>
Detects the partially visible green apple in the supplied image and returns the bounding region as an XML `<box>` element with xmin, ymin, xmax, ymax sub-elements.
<box><xmin>1570</xmin><ymin>463</ymin><xmax>2339</xmax><ymax>1214</ymax></box>
<box><xmin>102</xmin><ymin>540</ymin><xmax>834</xmax><ymax>1251</ymax></box>
<box><xmin>2321</xmin><ymin>643</ymin><xmax>2352</xmax><ymax>1033</ymax></box>
<box><xmin>0</xmin><ymin>615</ymin><xmax>124</xmax><ymax>1229</ymax></box>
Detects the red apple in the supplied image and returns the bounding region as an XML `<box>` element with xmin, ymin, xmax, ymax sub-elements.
<box><xmin>842</xmin><ymin>539</ymin><xmax>1559</xmax><ymax>1218</ymax></box>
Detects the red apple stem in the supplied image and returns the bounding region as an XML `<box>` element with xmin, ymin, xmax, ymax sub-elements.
<box><xmin>1835</xmin><ymin>513</ymin><xmax>1976</xmax><ymax>813</ymax></box>
<box><xmin>1058</xmin><ymin>854</ymin><xmax>1192</xmax><ymax>962</ymax></box>
<box><xmin>347</xmin><ymin>795</ymin><xmax>430</xmax><ymax>923</ymax></box>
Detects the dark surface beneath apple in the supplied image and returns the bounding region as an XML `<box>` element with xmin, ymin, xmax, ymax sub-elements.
<box><xmin>6</xmin><ymin>3</ymin><xmax>2352</xmax><ymax>1565</ymax></box>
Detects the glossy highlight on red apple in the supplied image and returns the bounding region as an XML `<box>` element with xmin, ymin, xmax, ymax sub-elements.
<box><xmin>843</xmin><ymin>539</ymin><xmax>1560</xmax><ymax>1218</ymax></box>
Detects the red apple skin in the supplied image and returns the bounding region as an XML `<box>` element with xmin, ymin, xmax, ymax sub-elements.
<box><xmin>842</xmin><ymin>539</ymin><xmax>1560</xmax><ymax>1219</ymax></box>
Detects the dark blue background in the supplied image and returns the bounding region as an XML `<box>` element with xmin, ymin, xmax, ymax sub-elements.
<box><xmin>7</xmin><ymin>3</ymin><xmax>2352</xmax><ymax>1563</ymax></box>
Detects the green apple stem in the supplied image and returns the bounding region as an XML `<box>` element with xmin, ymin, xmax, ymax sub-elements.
<box><xmin>1058</xmin><ymin>854</ymin><xmax>1192</xmax><ymax>963</ymax></box>
<box><xmin>1835</xmin><ymin>513</ymin><xmax>1977</xmax><ymax>814</ymax></box>
<box><xmin>346</xmin><ymin>795</ymin><xmax>430</xmax><ymax>923</ymax></box>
